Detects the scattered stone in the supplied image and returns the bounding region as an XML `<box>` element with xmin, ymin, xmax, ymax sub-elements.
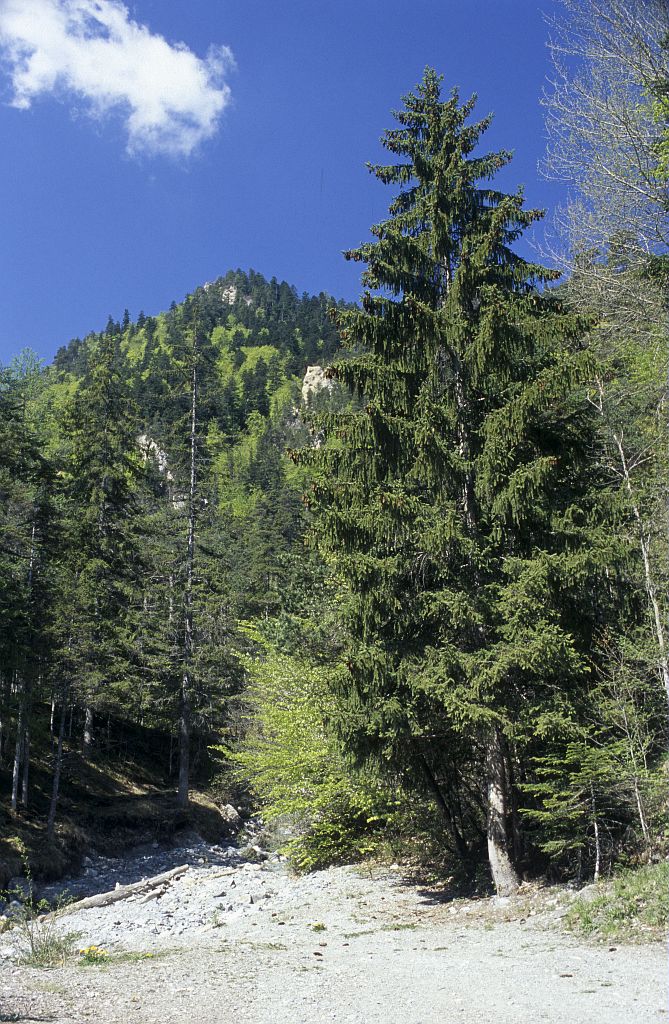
<box><xmin>219</xmin><ymin>804</ymin><xmax>242</xmax><ymax>827</ymax></box>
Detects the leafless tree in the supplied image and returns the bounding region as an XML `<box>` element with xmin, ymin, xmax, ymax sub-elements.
<box><xmin>542</xmin><ymin>2</ymin><xmax>669</xmax><ymax>713</ymax></box>
<box><xmin>543</xmin><ymin>0</ymin><xmax>669</xmax><ymax>266</ymax></box>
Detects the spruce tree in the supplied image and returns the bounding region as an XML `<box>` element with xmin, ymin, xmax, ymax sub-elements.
<box><xmin>303</xmin><ymin>69</ymin><xmax>605</xmax><ymax>893</ymax></box>
<box><xmin>160</xmin><ymin>303</ymin><xmax>231</xmax><ymax>807</ymax></box>
<box><xmin>0</xmin><ymin>355</ymin><xmax>55</xmax><ymax>802</ymax></box>
<box><xmin>59</xmin><ymin>325</ymin><xmax>144</xmax><ymax>759</ymax></box>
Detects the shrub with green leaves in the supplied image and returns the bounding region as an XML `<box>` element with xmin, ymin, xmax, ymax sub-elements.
<box><xmin>520</xmin><ymin>635</ymin><xmax>668</xmax><ymax>878</ymax></box>
<box><xmin>565</xmin><ymin>862</ymin><xmax>669</xmax><ymax>942</ymax></box>
<box><xmin>220</xmin><ymin>634</ymin><xmax>400</xmax><ymax>871</ymax></box>
<box><xmin>3</xmin><ymin>839</ymin><xmax>79</xmax><ymax>967</ymax></box>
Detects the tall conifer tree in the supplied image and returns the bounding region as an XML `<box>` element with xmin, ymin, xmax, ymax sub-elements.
<box><xmin>61</xmin><ymin>325</ymin><xmax>144</xmax><ymax>758</ymax></box>
<box><xmin>304</xmin><ymin>70</ymin><xmax>605</xmax><ymax>893</ymax></box>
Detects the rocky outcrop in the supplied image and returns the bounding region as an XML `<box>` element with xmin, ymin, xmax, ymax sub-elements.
<box><xmin>202</xmin><ymin>281</ymin><xmax>252</xmax><ymax>305</ymax></box>
<box><xmin>138</xmin><ymin>435</ymin><xmax>185</xmax><ymax>509</ymax></box>
<box><xmin>301</xmin><ymin>365</ymin><xmax>334</xmax><ymax>405</ymax></box>
<box><xmin>138</xmin><ymin>434</ymin><xmax>173</xmax><ymax>481</ymax></box>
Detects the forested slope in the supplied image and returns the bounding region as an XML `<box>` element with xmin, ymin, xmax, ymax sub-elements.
<box><xmin>2</xmin><ymin>8</ymin><xmax>669</xmax><ymax>896</ymax></box>
<box><xmin>0</xmin><ymin>269</ymin><xmax>351</xmax><ymax>875</ymax></box>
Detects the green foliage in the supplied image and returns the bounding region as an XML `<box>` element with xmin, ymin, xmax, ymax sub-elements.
<box><xmin>300</xmin><ymin>69</ymin><xmax>611</xmax><ymax>883</ymax></box>
<box><xmin>565</xmin><ymin>862</ymin><xmax>669</xmax><ymax>942</ymax></box>
<box><xmin>520</xmin><ymin>634</ymin><xmax>668</xmax><ymax>874</ymax></box>
<box><xmin>3</xmin><ymin>840</ymin><xmax>79</xmax><ymax>967</ymax></box>
<box><xmin>223</xmin><ymin>631</ymin><xmax>400</xmax><ymax>871</ymax></box>
<box><xmin>1</xmin><ymin>269</ymin><xmax>348</xmax><ymax>815</ymax></box>
<box><xmin>1</xmin><ymin>105</ymin><xmax>666</xmax><ymax>891</ymax></box>
<box><xmin>520</xmin><ymin>743</ymin><xmax>623</xmax><ymax>862</ymax></box>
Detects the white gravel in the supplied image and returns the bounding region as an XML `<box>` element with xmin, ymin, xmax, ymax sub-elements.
<box><xmin>0</xmin><ymin>836</ymin><xmax>666</xmax><ymax>1023</ymax></box>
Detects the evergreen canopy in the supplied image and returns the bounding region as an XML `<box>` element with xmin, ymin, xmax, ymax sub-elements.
<box><xmin>303</xmin><ymin>68</ymin><xmax>610</xmax><ymax>891</ymax></box>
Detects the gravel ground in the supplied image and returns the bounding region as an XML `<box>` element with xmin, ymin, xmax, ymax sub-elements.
<box><xmin>0</xmin><ymin>836</ymin><xmax>666</xmax><ymax>1023</ymax></box>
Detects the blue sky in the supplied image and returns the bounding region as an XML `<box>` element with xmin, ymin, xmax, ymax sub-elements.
<box><xmin>0</xmin><ymin>0</ymin><xmax>566</xmax><ymax>364</ymax></box>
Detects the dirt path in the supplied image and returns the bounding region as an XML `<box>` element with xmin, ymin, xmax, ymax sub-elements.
<box><xmin>0</xmin><ymin>841</ymin><xmax>666</xmax><ymax>1023</ymax></box>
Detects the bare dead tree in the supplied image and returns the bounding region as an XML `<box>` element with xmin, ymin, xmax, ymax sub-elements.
<box><xmin>541</xmin><ymin>2</ymin><xmax>669</xmax><ymax>717</ymax></box>
<box><xmin>542</xmin><ymin>0</ymin><xmax>669</xmax><ymax>266</ymax></box>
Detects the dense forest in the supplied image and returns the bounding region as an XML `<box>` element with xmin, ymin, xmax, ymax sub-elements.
<box><xmin>1</xmin><ymin>1</ymin><xmax>668</xmax><ymax>895</ymax></box>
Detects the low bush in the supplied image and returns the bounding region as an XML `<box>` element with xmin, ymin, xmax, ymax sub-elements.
<box><xmin>3</xmin><ymin>839</ymin><xmax>78</xmax><ymax>967</ymax></box>
<box><xmin>565</xmin><ymin>861</ymin><xmax>669</xmax><ymax>942</ymax></box>
<box><xmin>218</xmin><ymin>637</ymin><xmax>401</xmax><ymax>871</ymax></box>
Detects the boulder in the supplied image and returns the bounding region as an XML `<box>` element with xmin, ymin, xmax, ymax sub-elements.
<box><xmin>219</xmin><ymin>804</ymin><xmax>242</xmax><ymax>829</ymax></box>
<box><xmin>301</xmin><ymin>365</ymin><xmax>334</xmax><ymax>405</ymax></box>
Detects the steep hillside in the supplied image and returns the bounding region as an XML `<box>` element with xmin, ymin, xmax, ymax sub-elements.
<box><xmin>0</xmin><ymin>270</ymin><xmax>352</xmax><ymax>876</ymax></box>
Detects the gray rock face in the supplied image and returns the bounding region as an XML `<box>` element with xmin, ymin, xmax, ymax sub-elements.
<box><xmin>219</xmin><ymin>803</ymin><xmax>242</xmax><ymax>828</ymax></box>
<box><xmin>301</xmin><ymin>365</ymin><xmax>333</xmax><ymax>405</ymax></box>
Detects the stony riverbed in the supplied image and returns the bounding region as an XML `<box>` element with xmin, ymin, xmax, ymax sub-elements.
<box><xmin>0</xmin><ymin>832</ymin><xmax>666</xmax><ymax>1024</ymax></box>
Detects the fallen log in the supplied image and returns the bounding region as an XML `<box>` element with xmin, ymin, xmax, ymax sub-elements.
<box><xmin>137</xmin><ymin>885</ymin><xmax>168</xmax><ymax>905</ymax></box>
<box><xmin>46</xmin><ymin>864</ymin><xmax>189</xmax><ymax>918</ymax></box>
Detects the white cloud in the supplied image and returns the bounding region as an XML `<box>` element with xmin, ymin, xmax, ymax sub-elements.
<box><xmin>0</xmin><ymin>0</ymin><xmax>233</xmax><ymax>156</ymax></box>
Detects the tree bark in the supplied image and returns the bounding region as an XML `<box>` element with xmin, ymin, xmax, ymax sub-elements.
<box><xmin>591</xmin><ymin>782</ymin><xmax>601</xmax><ymax>882</ymax></box>
<box><xmin>11</xmin><ymin>676</ymin><xmax>25</xmax><ymax>812</ymax></box>
<box><xmin>485</xmin><ymin>726</ymin><xmax>520</xmax><ymax>896</ymax></box>
<box><xmin>82</xmin><ymin>705</ymin><xmax>94</xmax><ymax>759</ymax></box>
<box><xmin>419</xmin><ymin>755</ymin><xmax>470</xmax><ymax>865</ymax></box>
<box><xmin>47</xmin><ymin>683</ymin><xmax>69</xmax><ymax>840</ymax></box>
<box><xmin>632</xmin><ymin>774</ymin><xmax>650</xmax><ymax>846</ymax></box>
<box><xmin>10</xmin><ymin>676</ymin><xmax>32</xmax><ymax>811</ymax></box>
<box><xmin>46</xmin><ymin>864</ymin><xmax>189</xmax><ymax>918</ymax></box>
<box><xmin>177</xmin><ymin>670</ymin><xmax>191</xmax><ymax>809</ymax></box>
<box><xmin>0</xmin><ymin>673</ymin><xmax>9</xmax><ymax>764</ymax></box>
<box><xmin>20</xmin><ymin>723</ymin><xmax>29</xmax><ymax>808</ymax></box>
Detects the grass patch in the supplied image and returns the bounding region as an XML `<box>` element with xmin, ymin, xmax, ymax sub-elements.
<box><xmin>16</xmin><ymin>924</ymin><xmax>80</xmax><ymax>968</ymax></box>
<box><xmin>77</xmin><ymin>947</ymin><xmax>166</xmax><ymax>967</ymax></box>
<box><xmin>565</xmin><ymin>862</ymin><xmax>669</xmax><ymax>943</ymax></box>
<box><xmin>4</xmin><ymin>838</ymin><xmax>80</xmax><ymax>967</ymax></box>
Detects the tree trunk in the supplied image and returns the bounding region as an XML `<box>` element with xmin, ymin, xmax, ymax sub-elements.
<box><xmin>11</xmin><ymin>674</ymin><xmax>31</xmax><ymax>811</ymax></box>
<box><xmin>49</xmin><ymin>864</ymin><xmax>189</xmax><ymax>918</ymax></box>
<box><xmin>591</xmin><ymin>782</ymin><xmax>601</xmax><ymax>882</ymax></box>
<box><xmin>485</xmin><ymin>726</ymin><xmax>520</xmax><ymax>896</ymax></box>
<box><xmin>82</xmin><ymin>705</ymin><xmax>94</xmax><ymax>759</ymax></box>
<box><xmin>612</xmin><ymin>430</ymin><xmax>669</xmax><ymax>706</ymax></box>
<box><xmin>21</xmin><ymin>724</ymin><xmax>29</xmax><ymax>808</ymax></box>
<box><xmin>0</xmin><ymin>673</ymin><xmax>8</xmax><ymax>764</ymax></box>
<box><xmin>47</xmin><ymin>684</ymin><xmax>69</xmax><ymax>840</ymax></box>
<box><xmin>178</xmin><ymin>671</ymin><xmax>191</xmax><ymax>808</ymax></box>
<box><xmin>11</xmin><ymin>521</ymin><xmax>37</xmax><ymax>807</ymax></box>
<box><xmin>506</xmin><ymin>746</ymin><xmax>524</xmax><ymax>866</ymax></box>
<box><xmin>632</xmin><ymin>775</ymin><xmax>650</xmax><ymax>846</ymax></box>
<box><xmin>11</xmin><ymin>682</ymin><xmax>24</xmax><ymax>812</ymax></box>
<box><xmin>451</xmin><ymin>344</ymin><xmax>519</xmax><ymax>893</ymax></box>
<box><xmin>178</xmin><ymin>351</ymin><xmax>198</xmax><ymax>809</ymax></box>
<box><xmin>419</xmin><ymin>755</ymin><xmax>470</xmax><ymax>865</ymax></box>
